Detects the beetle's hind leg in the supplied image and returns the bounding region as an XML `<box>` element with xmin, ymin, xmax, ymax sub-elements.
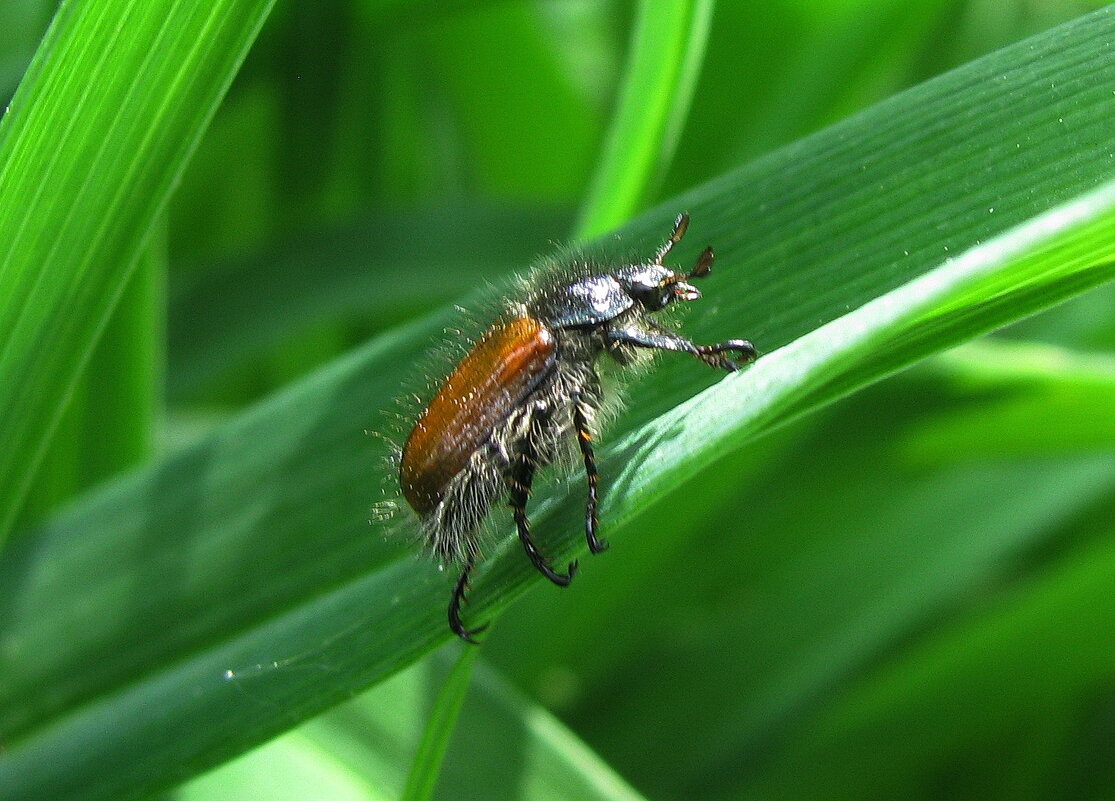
<box><xmin>508</xmin><ymin>408</ymin><xmax>578</xmax><ymax>586</ymax></box>
<box><xmin>448</xmin><ymin>554</ymin><xmax>488</xmax><ymax>644</ymax></box>
<box><xmin>572</xmin><ymin>393</ymin><xmax>607</xmax><ymax>554</ymax></box>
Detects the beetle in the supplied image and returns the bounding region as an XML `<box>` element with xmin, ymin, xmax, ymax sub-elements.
<box><xmin>398</xmin><ymin>213</ymin><xmax>756</xmax><ymax>641</ymax></box>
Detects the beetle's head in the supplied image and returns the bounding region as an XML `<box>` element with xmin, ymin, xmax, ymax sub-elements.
<box><xmin>614</xmin><ymin>244</ymin><xmax>713</xmax><ymax>312</ymax></box>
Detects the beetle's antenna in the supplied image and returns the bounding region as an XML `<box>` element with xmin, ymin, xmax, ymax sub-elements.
<box><xmin>688</xmin><ymin>246</ymin><xmax>714</xmax><ymax>279</ymax></box>
<box><xmin>653</xmin><ymin>212</ymin><xmax>690</xmax><ymax>265</ymax></box>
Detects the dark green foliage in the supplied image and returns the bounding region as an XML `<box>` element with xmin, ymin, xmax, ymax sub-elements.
<box><xmin>2</xmin><ymin>2</ymin><xmax>1115</xmax><ymax>800</ymax></box>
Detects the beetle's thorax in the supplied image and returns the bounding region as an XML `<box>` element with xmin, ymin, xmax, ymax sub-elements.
<box><xmin>527</xmin><ymin>272</ymin><xmax>634</xmax><ymax>328</ymax></box>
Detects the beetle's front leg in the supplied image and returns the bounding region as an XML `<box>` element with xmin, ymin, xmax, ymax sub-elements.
<box><xmin>692</xmin><ymin>339</ymin><xmax>757</xmax><ymax>372</ymax></box>
<box><xmin>606</xmin><ymin>322</ymin><xmax>756</xmax><ymax>372</ymax></box>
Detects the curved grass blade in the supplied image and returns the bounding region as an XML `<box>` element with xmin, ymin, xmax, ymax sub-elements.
<box><xmin>576</xmin><ymin>0</ymin><xmax>715</xmax><ymax>236</ymax></box>
<box><xmin>5</xmin><ymin>6</ymin><xmax>1115</xmax><ymax>799</ymax></box>
<box><xmin>0</xmin><ymin>0</ymin><xmax>277</xmax><ymax>544</ymax></box>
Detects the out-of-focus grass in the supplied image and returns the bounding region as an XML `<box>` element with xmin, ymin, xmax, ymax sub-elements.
<box><xmin>2</xmin><ymin>2</ymin><xmax>1115</xmax><ymax>801</ymax></box>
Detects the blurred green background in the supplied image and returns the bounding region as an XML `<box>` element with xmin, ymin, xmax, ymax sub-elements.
<box><xmin>4</xmin><ymin>1</ymin><xmax>1115</xmax><ymax>800</ymax></box>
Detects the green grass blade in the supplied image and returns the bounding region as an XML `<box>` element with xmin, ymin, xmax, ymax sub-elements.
<box><xmin>5</xmin><ymin>7</ymin><xmax>1115</xmax><ymax>799</ymax></box>
<box><xmin>576</xmin><ymin>0</ymin><xmax>714</xmax><ymax>236</ymax></box>
<box><xmin>902</xmin><ymin>339</ymin><xmax>1115</xmax><ymax>459</ymax></box>
<box><xmin>400</xmin><ymin>646</ymin><xmax>481</xmax><ymax>801</ymax></box>
<box><xmin>0</xmin><ymin>0</ymin><xmax>276</xmax><ymax>544</ymax></box>
<box><xmin>419</xmin><ymin>2</ymin><xmax>599</xmax><ymax>202</ymax></box>
<box><xmin>167</xmin><ymin>205</ymin><xmax>568</xmax><ymax>398</ymax></box>
<box><xmin>16</xmin><ymin>229</ymin><xmax>165</xmax><ymax>530</ymax></box>
<box><xmin>603</xmin><ymin>182</ymin><xmax>1115</xmax><ymax>523</ymax></box>
<box><xmin>432</xmin><ymin>658</ymin><xmax>650</xmax><ymax>801</ymax></box>
<box><xmin>512</xmin><ymin>400</ymin><xmax>1115</xmax><ymax>798</ymax></box>
<box><xmin>178</xmin><ymin>652</ymin><xmax>648</xmax><ymax>801</ymax></box>
<box><xmin>739</xmin><ymin>533</ymin><xmax>1115</xmax><ymax>801</ymax></box>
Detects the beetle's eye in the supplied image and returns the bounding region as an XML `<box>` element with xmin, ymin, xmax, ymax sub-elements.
<box><xmin>632</xmin><ymin>283</ymin><xmax>672</xmax><ymax>310</ymax></box>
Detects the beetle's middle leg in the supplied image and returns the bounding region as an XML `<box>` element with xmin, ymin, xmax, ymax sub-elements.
<box><xmin>508</xmin><ymin>407</ymin><xmax>578</xmax><ymax>585</ymax></box>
